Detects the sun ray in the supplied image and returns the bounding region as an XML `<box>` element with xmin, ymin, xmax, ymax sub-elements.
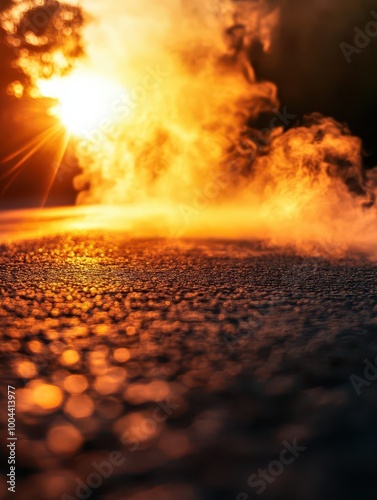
<box><xmin>0</xmin><ymin>124</ymin><xmax>63</xmax><ymax>182</ymax></box>
<box><xmin>40</xmin><ymin>130</ymin><xmax>71</xmax><ymax>207</ymax></box>
<box><xmin>0</xmin><ymin>124</ymin><xmax>67</xmax><ymax>200</ymax></box>
<box><xmin>1</xmin><ymin>125</ymin><xmax>62</xmax><ymax>164</ymax></box>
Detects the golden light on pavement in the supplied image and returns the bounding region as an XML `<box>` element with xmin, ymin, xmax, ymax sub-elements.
<box><xmin>113</xmin><ymin>347</ymin><xmax>131</xmax><ymax>363</ymax></box>
<box><xmin>63</xmin><ymin>374</ymin><xmax>89</xmax><ymax>394</ymax></box>
<box><xmin>64</xmin><ymin>395</ymin><xmax>95</xmax><ymax>419</ymax></box>
<box><xmin>60</xmin><ymin>349</ymin><xmax>80</xmax><ymax>366</ymax></box>
<box><xmin>47</xmin><ymin>424</ymin><xmax>83</xmax><ymax>456</ymax></box>
<box><xmin>1</xmin><ymin>0</ymin><xmax>377</xmax><ymax>498</ymax></box>
<box><xmin>32</xmin><ymin>384</ymin><xmax>63</xmax><ymax>410</ymax></box>
<box><xmin>16</xmin><ymin>360</ymin><xmax>37</xmax><ymax>379</ymax></box>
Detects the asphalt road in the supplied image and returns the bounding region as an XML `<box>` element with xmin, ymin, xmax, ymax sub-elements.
<box><xmin>1</xmin><ymin>234</ymin><xmax>377</xmax><ymax>500</ymax></box>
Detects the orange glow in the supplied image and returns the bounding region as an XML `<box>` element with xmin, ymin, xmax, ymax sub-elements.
<box><xmin>93</xmin><ymin>367</ymin><xmax>127</xmax><ymax>395</ymax></box>
<box><xmin>29</xmin><ymin>0</ymin><xmax>280</xmax><ymax>208</ymax></box>
<box><xmin>65</xmin><ymin>395</ymin><xmax>94</xmax><ymax>419</ymax></box>
<box><xmin>60</xmin><ymin>349</ymin><xmax>80</xmax><ymax>366</ymax></box>
<box><xmin>64</xmin><ymin>374</ymin><xmax>88</xmax><ymax>394</ymax></box>
<box><xmin>47</xmin><ymin>424</ymin><xmax>83</xmax><ymax>456</ymax></box>
<box><xmin>37</xmin><ymin>70</ymin><xmax>124</xmax><ymax>137</ymax></box>
<box><xmin>32</xmin><ymin>384</ymin><xmax>63</xmax><ymax>410</ymax></box>
<box><xmin>0</xmin><ymin>0</ymin><xmax>376</xmax><ymax>256</ymax></box>
<box><xmin>114</xmin><ymin>348</ymin><xmax>131</xmax><ymax>363</ymax></box>
<box><xmin>16</xmin><ymin>361</ymin><xmax>37</xmax><ymax>379</ymax></box>
<box><xmin>28</xmin><ymin>340</ymin><xmax>44</xmax><ymax>353</ymax></box>
<box><xmin>124</xmin><ymin>380</ymin><xmax>171</xmax><ymax>404</ymax></box>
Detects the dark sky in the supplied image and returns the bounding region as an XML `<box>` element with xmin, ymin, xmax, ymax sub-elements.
<box><xmin>259</xmin><ymin>0</ymin><xmax>377</xmax><ymax>166</ymax></box>
<box><xmin>0</xmin><ymin>0</ymin><xmax>376</xmax><ymax>209</ymax></box>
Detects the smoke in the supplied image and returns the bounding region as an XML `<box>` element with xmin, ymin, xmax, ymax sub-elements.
<box><xmin>234</xmin><ymin>113</ymin><xmax>377</xmax><ymax>253</ymax></box>
<box><xmin>10</xmin><ymin>0</ymin><xmax>377</xmax><ymax>254</ymax></box>
<box><xmin>70</xmin><ymin>0</ymin><xmax>280</xmax><ymax>206</ymax></box>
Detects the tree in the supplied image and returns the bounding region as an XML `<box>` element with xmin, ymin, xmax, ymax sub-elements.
<box><xmin>2</xmin><ymin>0</ymin><xmax>84</xmax><ymax>89</ymax></box>
<box><xmin>0</xmin><ymin>1</ymin><xmax>84</xmax><ymax>209</ymax></box>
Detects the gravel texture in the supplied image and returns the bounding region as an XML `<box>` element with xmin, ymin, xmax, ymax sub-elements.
<box><xmin>1</xmin><ymin>234</ymin><xmax>377</xmax><ymax>500</ymax></box>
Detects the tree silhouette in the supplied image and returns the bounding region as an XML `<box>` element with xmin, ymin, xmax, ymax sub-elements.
<box><xmin>2</xmin><ymin>0</ymin><xmax>84</xmax><ymax>89</ymax></box>
<box><xmin>0</xmin><ymin>1</ymin><xmax>84</xmax><ymax>209</ymax></box>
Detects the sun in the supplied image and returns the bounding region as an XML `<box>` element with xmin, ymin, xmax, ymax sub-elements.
<box><xmin>37</xmin><ymin>70</ymin><xmax>124</xmax><ymax>137</ymax></box>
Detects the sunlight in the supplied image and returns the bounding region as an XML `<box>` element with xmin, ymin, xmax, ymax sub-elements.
<box><xmin>37</xmin><ymin>70</ymin><xmax>124</xmax><ymax>137</ymax></box>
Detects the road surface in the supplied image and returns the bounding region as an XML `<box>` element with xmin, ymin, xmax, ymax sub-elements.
<box><xmin>1</xmin><ymin>234</ymin><xmax>377</xmax><ymax>500</ymax></box>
